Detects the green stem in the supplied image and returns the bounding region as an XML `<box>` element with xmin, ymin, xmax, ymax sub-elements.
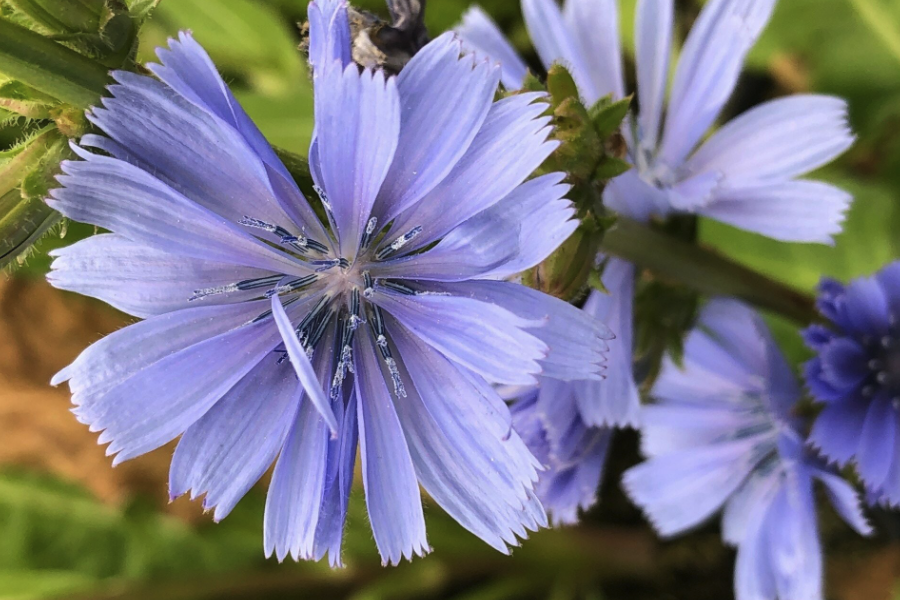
<box><xmin>601</xmin><ymin>216</ymin><xmax>819</xmax><ymax>325</ymax></box>
<box><xmin>0</xmin><ymin>17</ymin><xmax>109</xmax><ymax>108</ymax></box>
<box><xmin>847</xmin><ymin>0</ymin><xmax>900</xmax><ymax>67</ymax></box>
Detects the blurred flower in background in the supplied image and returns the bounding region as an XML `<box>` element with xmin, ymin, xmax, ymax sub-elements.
<box><xmin>805</xmin><ymin>262</ymin><xmax>900</xmax><ymax>508</ymax></box>
<box><xmin>624</xmin><ymin>299</ymin><xmax>872</xmax><ymax>600</ymax></box>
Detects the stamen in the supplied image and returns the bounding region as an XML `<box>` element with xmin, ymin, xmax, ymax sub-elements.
<box><xmin>376</xmin><ymin>226</ymin><xmax>423</xmax><ymax>260</ymax></box>
<box><xmin>385</xmin><ymin>357</ymin><xmax>407</xmax><ymax>398</ymax></box>
<box><xmin>339</xmin><ymin>257</ymin><xmax>351</xmax><ymax>270</ymax></box>
<box><xmin>250</xmin><ymin>296</ymin><xmax>300</xmax><ymax>323</ymax></box>
<box><xmin>237</xmin><ymin>275</ymin><xmax>284</xmax><ymax>291</ymax></box>
<box><xmin>239</xmin><ymin>216</ymin><xmax>297</xmax><ymax>241</ymax></box>
<box><xmin>306</xmin><ymin>239</ymin><xmax>330</xmax><ymax>254</ymax></box>
<box><xmin>305</xmin><ymin>310</ymin><xmax>335</xmax><ymax>351</ymax></box>
<box><xmin>363</xmin><ymin>271</ymin><xmax>375</xmax><ymax>298</ymax></box>
<box><xmin>295</xmin><ymin>296</ymin><xmax>331</xmax><ymax>334</ymax></box>
<box><xmin>189</xmin><ymin>283</ymin><xmax>239</xmax><ymax>302</ymax></box>
<box><xmin>312</xmin><ymin>258</ymin><xmax>341</xmax><ymax>272</ymax></box>
<box><xmin>380</xmin><ymin>280</ymin><xmax>418</xmax><ymax>295</ymax></box>
<box><xmin>190</xmin><ymin>274</ymin><xmax>285</xmax><ymax>301</ymax></box>
<box><xmin>313</xmin><ymin>184</ymin><xmax>337</xmax><ymax>222</ymax></box>
<box><xmin>361</xmin><ymin>217</ymin><xmax>379</xmax><ymax>251</ymax></box>
<box><xmin>264</xmin><ymin>275</ymin><xmax>319</xmax><ymax>298</ymax></box>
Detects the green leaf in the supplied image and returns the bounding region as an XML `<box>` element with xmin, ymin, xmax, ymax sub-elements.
<box><xmin>151</xmin><ymin>0</ymin><xmax>305</xmax><ymax>93</ymax></box>
<box><xmin>4</xmin><ymin>0</ymin><xmax>103</xmax><ymax>36</ymax></box>
<box><xmin>593</xmin><ymin>155</ymin><xmax>632</xmax><ymax>181</ymax></box>
<box><xmin>846</xmin><ymin>0</ymin><xmax>900</xmax><ymax>68</ymax></box>
<box><xmin>0</xmin><ymin>81</ymin><xmax>56</xmax><ymax>120</ymax></box>
<box><xmin>589</xmin><ymin>95</ymin><xmax>632</xmax><ymax>139</ymax></box>
<box><xmin>233</xmin><ymin>84</ymin><xmax>315</xmax><ymax>155</ymax></box>
<box><xmin>0</xmin><ymin>570</ymin><xmax>97</xmax><ymax>600</ymax></box>
<box><xmin>0</xmin><ymin>17</ymin><xmax>108</xmax><ymax>108</ymax></box>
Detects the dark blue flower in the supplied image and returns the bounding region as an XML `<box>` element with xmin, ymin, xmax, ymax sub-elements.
<box><xmin>46</xmin><ymin>1</ymin><xmax>614</xmax><ymax>566</ymax></box>
<box><xmin>804</xmin><ymin>263</ymin><xmax>900</xmax><ymax>507</ymax></box>
<box><xmin>624</xmin><ymin>300</ymin><xmax>871</xmax><ymax>600</ymax></box>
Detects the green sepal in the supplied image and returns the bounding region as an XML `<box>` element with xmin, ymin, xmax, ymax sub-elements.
<box><xmin>4</xmin><ymin>0</ymin><xmax>103</xmax><ymax>36</ymax></box>
<box><xmin>593</xmin><ymin>155</ymin><xmax>632</xmax><ymax>181</ymax></box>
<box><xmin>0</xmin><ymin>125</ymin><xmax>68</xmax><ymax>269</ymax></box>
<box><xmin>633</xmin><ymin>279</ymin><xmax>699</xmax><ymax>386</ymax></box>
<box><xmin>589</xmin><ymin>94</ymin><xmax>632</xmax><ymax>139</ymax></box>
<box><xmin>545</xmin><ymin>96</ymin><xmax>602</xmax><ymax>186</ymax></box>
<box><xmin>522</xmin><ymin>223</ymin><xmax>603</xmax><ymax>303</ymax></box>
<box><xmin>519</xmin><ymin>71</ymin><xmax>546</xmax><ymax>93</ymax></box>
<box><xmin>126</xmin><ymin>0</ymin><xmax>161</xmax><ymax>21</ymax></box>
<box><xmin>546</xmin><ymin>63</ymin><xmax>579</xmax><ymax>106</ymax></box>
<box><xmin>0</xmin><ymin>80</ymin><xmax>56</xmax><ymax>120</ymax></box>
<box><xmin>0</xmin><ymin>17</ymin><xmax>109</xmax><ymax>108</ymax></box>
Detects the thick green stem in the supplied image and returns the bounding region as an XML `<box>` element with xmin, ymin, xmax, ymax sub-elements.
<box><xmin>0</xmin><ymin>17</ymin><xmax>108</xmax><ymax>108</ymax></box>
<box><xmin>601</xmin><ymin>217</ymin><xmax>819</xmax><ymax>325</ymax></box>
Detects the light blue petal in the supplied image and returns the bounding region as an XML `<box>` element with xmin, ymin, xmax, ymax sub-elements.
<box><xmin>622</xmin><ymin>437</ymin><xmax>766</xmax><ymax>537</ymax></box>
<box><xmin>733</xmin><ymin>492</ymin><xmax>777</xmax><ymax>600</ymax></box>
<box><xmin>701</xmin><ymin>180</ymin><xmax>851</xmax><ymax>244</ymax></box>
<box><xmin>79</xmin><ymin>319</ymin><xmax>284</xmax><ymax>465</ymax></box>
<box><xmin>271</xmin><ymin>295</ymin><xmax>338</xmax><ymax>433</ymax></box>
<box><xmin>375</xmin><ymin>33</ymin><xmax>500</xmax><ymax>222</ymax></box>
<box><xmin>687</xmin><ymin>95</ymin><xmax>854</xmax><ymax>184</ymax></box>
<box><xmin>313</xmin><ymin>389</ymin><xmax>359</xmax><ymax>567</ymax></box>
<box><xmin>659</xmin><ymin>0</ymin><xmax>777</xmax><ymax>166</ymax></box>
<box><xmin>433</xmin><ymin>280</ymin><xmax>611</xmax><ymax>381</ymax></box>
<box><xmin>373</xmin><ymin>289</ymin><xmax>547</xmax><ymax>386</ymax></box>
<box><xmin>813</xmin><ymin>469</ymin><xmax>873</xmax><ymax>536</ymax></box>
<box><xmin>372</xmin><ymin>210</ymin><xmax>520</xmax><ymax>282</ymax></box>
<box><xmin>169</xmin><ymin>357</ymin><xmax>300</xmax><ymax>521</ymax></box>
<box><xmin>666</xmin><ymin>170</ymin><xmax>723</xmax><ymax>211</ymax></box>
<box><xmin>264</xmin><ymin>396</ymin><xmax>332</xmax><ymax>561</ymax></box>
<box><xmin>563</xmin><ymin>0</ymin><xmax>626</xmax><ymax>101</ymax></box>
<box><xmin>88</xmin><ymin>71</ymin><xmax>295</xmax><ymax>231</ymax></box>
<box><xmin>388</xmin><ymin>320</ymin><xmax>546</xmax><ymax>552</ymax></box>
<box><xmin>49</xmin><ymin>151</ymin><xmax>310</xmax><ymax>275</ymax></box>
<box><xmin>721</xmin><ymin>469</ymin><xmax>780</xmax><ymax>546</ymax></box>
<box><xmin>54</xmin><ymin>300</ymin><xmax>270</xmax><ymax>406</ymax></box>
<box><xmin>314</xmin><ymin>63</ymin><xmax>400</xmax><ymax>255</ymax></box>
<box><xmin>390</xmin><ymin>93</ymin><xmax>556</xmax><ymax>250</ymax></box>
<box><xmin>457</xmin><ymin>7</ymin><xmax>529</xmax><ymax>90</ymax></box>
<box><xmin>634</xmin><ymin>0</ymin><xmax>673</xmax><ymax>150</ymax></box>
<box><xmin>603</xmin><ymin>169</ymin><xmax>669</xmax><ymax>222</ymax></box>
<box><xmin>355</xmin><ymin>331</ymin><xmax>429</xmax><ymax>565</ymax></box>
<box><xmin>841</xmin><ymin>275</ymin><xmax>893</xmax><ymax>336</ymax></box>
<box><xmin>471</xmin><ymin>174</ymin><xmax>575</xmax><ymax>280</ymax></box>
<box><xmin>571</xmin><ymin>262</ymin><xmax>640</xmax><ymax>427</ymax></box>
<box><xmin>308</xmin><ymin>0</ymin><xmax>352</xmax><ymax>71</ymax></box>
<box><xmin>48</xmin><ymin>234</ymin><xmax>275</xmax><ymax>318</ymax></box>
<box><xmin>521</xmin><ymin>0</ymin><xmax>598</xmax><ymax>102</ymax></box>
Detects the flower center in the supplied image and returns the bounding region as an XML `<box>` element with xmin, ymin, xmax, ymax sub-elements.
<box><xmin>864</xmin><ymin>333</ymin><xmax>900</xmax><ymax>406</ymax></box>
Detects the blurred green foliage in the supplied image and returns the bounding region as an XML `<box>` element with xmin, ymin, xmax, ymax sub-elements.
<box><xmin>2</xmin><ymin>0</ymin><xmax>900</xmax><ymax>599</ymax></box>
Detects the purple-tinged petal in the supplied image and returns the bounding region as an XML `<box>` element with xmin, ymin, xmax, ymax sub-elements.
<box><xmin>540</xmin><ymin>427</ymin><xmax>613</xmax><ymax>526</ymax></box>
<box><xmin>308</xmin><ymin>0</ymin><xmax>352</xmax><ymax>71</ymax></box>
<box><xmin>603</xmin><ymin>169</ymin><xmax>670</xmax><ymax>222</ymax></box>
<box><xmin>622</xmin><ymin>436</ymin><xmax>767</xmax><ymax>537</ymax></box>
<box><xmin>457</xmin><ymin>7</ymin><xmax>529</xmax><ymax>90</ymax></box>
<box><xmin>373</xmin><ymin>289</ymin><xmax>547</xmax><ymax>386</ymax></box>
<box><xmin>571</xmin><ymin>264</ymin><xmax>640</xmax><ymax>428</ymax></box>
<box><xmin>88</xmin><ymin>71</ymin><xmax>295</xmax><ymax>230</ymax></box>
<box><xmin>809</xmin><ymin>401</ymin><xmax>868</xmax><ymax>466</ymax></box>
<box><xmin>640</xmin><ymin>402</ymin><xmax>773</xmax><ymax>458</ymax></box>
<box><xmin>314</xmin><ymin>63</ymin><xmax>400</xmax><ymax>254</ymax></box>
<box><xmin>855</xmin><ymin>395</ymin><xmax>897</xmax><ymax>490</ymax></box>
<box><xmin>722</xmin><ymin>469</ymin><xmax>780</xmax><ymax>546</ymax></box>
<box><xmin>698</xmin><ymin>299</ymin><xmax>768</xmax><ymax>376</ymax></box>
<box><xmin>472</xmin><ymin>173</ymin><xmax>576</xmax><ymax>280</ymax></box>
<box><xmin>563</xmin><ymin>0</ymin><xmax>625</xmax><ymax>101</ymax></box>
<box><xmin>659</xmin><ymin>0</ymin><xmax>777</xmax><ymax>166</ymax></box>
<box><xmin>372</xmin><ymin>210</ymin><xmax>519</xmax><ymax>282</ymax></box>
<box><xmin>388</xmin><ymin>321</ymin><xmax>546</xmax><ymax>552</ymax></box>
<box><xmin>802</xmin><ymin>324</ymin><xmax>834</xmax><ymax>351</ymax></box>
<box><xmin>80</xmin><ymin>320</ymin><xmax>284</xmax><ymax>465</ymax></box>
<box><xmin>687</xmin><ymin>95</ymin><xmax>854</xmax><ymax>184</ymax></box>
<box><xmin>375</xmin><ymin>33</ymin><xmax>500</xmax><ymax>221</ymax></box>
<box><xmin>391</xmin><ymin>93</ymin><xmax>556</xmax><ymax>249</ymax></box>
<box><xmin>54</xmin><ymin>300</ymin><xmax>271</xmax><ymax>406</ymax></box>
<box><xmin>701</xmin><ymin>180</ymin><xmax>851</xmax><ymax>244</ymax></box>
<box><xmin>169</xmin><ymin>358</ymin><xmax>300</xmax><ymax>521</ymax></box>
<box><xmin>818</xmin><ymin>337</ymin><xmax>868</xmax><ymax>392</ymax></box>
<box><xmin>48</xmin><ymin>234</ymin><xmax>276</xmax><ymax>318</ymax></box>
<box><xmin>813</xmin><ymin>469</ymin><xmax>873</xmax><ymax>536</ymax></box>
<box><xmin>271</xmin><ymin>295</ymin><xmax>338</xmax><ymax>433</ymax></box>
<box><xmin>875</xmin><ymin>261</ymin><xmax>900</xmax><ymax>318</ymax></box>
<box><xmin>521</xmin><ymin>0</ymin><xmax>599</xmax><ymax>102</ymax></box>
<box><xmin>804</xmin><ymin>358</ymin><xmax>845</xmax><ymax>403</ymax></box>
<box><xmin>423</xmin><ymin>280</ymin><xmax>612</xmax><ymax>382</ymax></box>
<box><xmin>312</xmin><ymin>389</ymin><xmax>358</xmax><ymax>567</ymax></box>
<box><xmin>634</xmin><ymin>0</ymin><xmax>673</xmax><ymax>150</ymax></box>
<box><xmin>841</xmin><ymin>276</ymin><xmax>893</xmax><ymax>337</ymax></box>
<box><xmin>667</xmin><ymin>170</ymin><xmax>723</xmax><ymax>212</ymax></box>
<box><xmin>49</xmin><ymin>151</ymin><xmax>309</xmax><ymax>275</ymax></box>
<box><xmin>354</xmin><ymin>331</ymin><xmax>429</xmax><ymax>566</ymax></box>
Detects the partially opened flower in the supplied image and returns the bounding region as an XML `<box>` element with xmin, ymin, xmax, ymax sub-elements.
<box><xmin>624</xmin><ymin>300</ymin><xmax>871</xmax><ymax>600</ymax></box>
<box><xmin>457</xmin><ymin>0</ymin><xmax>854</xmax><ymax>429</ymax></box>
<box><xmin>46</xmin><ymin>1</ymin><xmax>614</xmax><ymax>566</ymax></box>
<box><xmin>804</xmin><ymin>262</ymin><xmax>900</xmax><ymax>507</ymax></box>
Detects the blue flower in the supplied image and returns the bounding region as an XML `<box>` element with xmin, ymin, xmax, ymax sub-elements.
<box><xmin>46</xmin><ymin>2</ymin><xmax>614</xmax><ymax>565</ymax></box>
<box><xmin>457</xmin><ymin>0</ymin><xmax>855</xmax><ymax>430</ymax></box>
<box><xmin>624</xmin><ymin>300</ymin><xmax>871</xmax><ymax>600</ymax></box>
<box><xmin>804</xmin><ymin>263</ymin><xmax>900</xmax><ymax>507</ymax></box>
